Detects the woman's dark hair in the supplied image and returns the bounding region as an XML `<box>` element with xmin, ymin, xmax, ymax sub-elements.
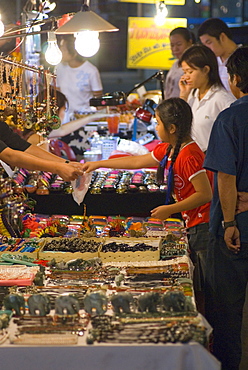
<box><xmin>226</xmin><ymin>46</ymin><xmax>248</xmax><ymax>94</ymax></box>
<box><xmin>170</xmin><ymin>27</ymin><xmax>196</xmax><ymax>44</ymax></box>
<box><xmin>156</xmin><ymin>98</ymin><xmax>193</xmax><ymax>202</ymax></box>
<box><xmin>178</xmin><ymin>44</ymin><xmax>223</xmax><ymax>88</ymax></box>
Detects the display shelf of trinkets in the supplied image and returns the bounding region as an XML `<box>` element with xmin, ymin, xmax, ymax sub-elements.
<box><xmin>44</xmin><ymin>255</ymin><xmax>193</xmax><ymax>291</ymax></box>
<box><xmin>0</xmin><ymin>253</ymin><xmax>213</xmax><ymax>349</ymax></box>
<box><xmin>4</xmin><ymin>290</ymin><xmax>208</xmax><ymax>346</ymax></box>
<box><xmin>88</xmin><ymin>169</ymin><xmax>168</xmax><ymax>195</ymax></box>
<box><xmin>4</xmin><ymin>303</ymin><xmax>206</xmax><ymax>347</ymax></box>
<box><xmin>89</xmin><ymin>169</ymin><xmax>165</xmax><ymax>195</ymax></box>
<box><xmin>1</xmin><ymin>258</ymin><xmax>200</xmax><ymax>346</ymax></box>
<box><xmin>0</xmin><ymin>216</ymin><xmax>188</xmax><ymax>264</ymax></box>
<box><xmin>13</xmin><ymin>168</ymin><xmax>167</xmax><ymax>196</ymax></box>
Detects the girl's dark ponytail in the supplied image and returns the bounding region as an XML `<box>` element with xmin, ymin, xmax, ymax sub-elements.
<box><xmin>157</xmin><ymin>144</ymin><xmax>172</xmax><ymax>185</ymax></box>
<box><xmin>165</xmin><ymin>129</ymin><xmax>184</xmax><ymax>204</ymax></box>
<box><xmin>155</xmin><ymin>98</ymin><xmax>192</xmax><ymax>205</ymax></box>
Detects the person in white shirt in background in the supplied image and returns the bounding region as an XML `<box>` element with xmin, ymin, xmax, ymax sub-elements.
<box><xmin>179</xmin><ymin>44</ymin><xmax>236</xmax><ymax>153</ymax></box>
<box><xmin>198</xmin><ymin>18</ymin><xmax>238</xmax><ymax>93</ymax></box>
<box><xmin>56</xmin><ymin>35</ymin><xmax>103</xmax><ymax>124</ymax></box>
<box><xmin>164</xmin><ymin>27</ymin><xmax>195</xmax><ymax>99</ymax></box>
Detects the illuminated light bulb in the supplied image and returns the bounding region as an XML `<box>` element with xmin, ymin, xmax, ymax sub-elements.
<box><xmin>154</xmin><ymin>1</ymin><xmax>168</xmax><ymax>27</ymax></box>
<box><xmin>194</xmin><ymin>0</ymin><xmax>201</xmax><ymax>3</ymax></box>
<box><xmin>0</xmin><ymin>14</ymin><xmax>4</xmax><ymax>37</ymax></box>
<box><xmin>45</xmin><ymin>32</ymin><xmax>62</xmax><ymax>65</ymax></box>
<box><xmin>74</xmin><ymin>31</ymin><xmax>100</xmax><ymax>57</ymax></box>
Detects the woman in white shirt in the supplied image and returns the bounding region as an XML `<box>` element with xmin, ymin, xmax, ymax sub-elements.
<box><xmin>179</xmin><ymin>44</ymin><xmax>236</xmax><ymax>152</ymax></box>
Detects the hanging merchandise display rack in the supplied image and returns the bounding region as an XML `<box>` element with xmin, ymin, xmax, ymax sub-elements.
<box><xmin>0</xmin><ymin>56</ymin><xmax>60</xmax><ymax>136</ymax></box>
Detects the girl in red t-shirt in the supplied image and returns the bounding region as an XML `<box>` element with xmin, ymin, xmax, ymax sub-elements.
<box><xmin>82</xmin><ymin>98</ymin><xmax>213</xmax><ymax>292</ymax></box>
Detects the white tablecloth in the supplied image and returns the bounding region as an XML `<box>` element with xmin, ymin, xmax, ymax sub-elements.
<box><xmin>1</xmin><ymin>342</ymin><xmax>220</xmax><ymax>370</ymax></box>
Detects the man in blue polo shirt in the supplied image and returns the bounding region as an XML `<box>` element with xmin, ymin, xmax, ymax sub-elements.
<box><xmin>204</xmin><ymin>47</ymin><xmax>248</xmax><ymax>370</ymax></box>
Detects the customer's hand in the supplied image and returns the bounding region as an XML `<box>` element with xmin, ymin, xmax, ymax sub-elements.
<box><xmin>81</xmin><ymin>161</ymin><xmax>101</xmax><ymax>173</ymax></box>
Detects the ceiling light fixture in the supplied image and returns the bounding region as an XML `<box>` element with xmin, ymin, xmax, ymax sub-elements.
<box><xmin>55</xmin><ymin>1</ymin><xmax>119</xmax><ymax>58</ymax></box>
<box><xmin>45</xmin><ymin>31</ymin><xmax>62</xmax><ymax>65</ymax></box>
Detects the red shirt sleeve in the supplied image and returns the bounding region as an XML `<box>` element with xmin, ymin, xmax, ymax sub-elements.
<box><xmin>182</xmin><ymin>154</ymin><xmax>205</xmax><ymax>180</ymax></box>
<box><xmin>152</xmin><ymin>143</ymin><xmax>170</xmax><ymax>162</ymax></box>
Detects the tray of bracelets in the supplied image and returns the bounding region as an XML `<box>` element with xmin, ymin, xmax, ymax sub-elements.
<box><xmin>37</xmin><ymin>237</ymin><xmax>104</xmax><ymax>262</ymax></box>
<box><xmin>103</xmin><ymin>255</ymin><xmax>193</xmax><ymax>281</ymax></box>
<box><xmin>99</xmin><ymin>237</ymin><xmax>161</xmax><ymax>263</ymax></box>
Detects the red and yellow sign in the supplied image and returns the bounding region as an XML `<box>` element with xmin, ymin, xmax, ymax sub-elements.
<box><xmin>127</xmin><ymin>17</ymin><xmax>187</xmax><ymax>70</ymax></box>
<box><xmin>119</xmin><ymin>1</ymin><xmax>185</xmax><ymax>4</ymax></box>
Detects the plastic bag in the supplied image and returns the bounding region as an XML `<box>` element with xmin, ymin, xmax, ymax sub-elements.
<box><xmin>117</xmin><ymin>139</ymin><xmax>149</xmax><ymax>156</ymax></box>
<box><xmin>71</xmin><ymin>172</ymin><xmax>92</xmax><ymax>205</ymax></box>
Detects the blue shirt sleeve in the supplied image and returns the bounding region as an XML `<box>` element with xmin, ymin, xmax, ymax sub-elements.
<box><xmin>204</xmin><ymin>110</ymin><xmax>237</xmax><ymax>176</ymax></box>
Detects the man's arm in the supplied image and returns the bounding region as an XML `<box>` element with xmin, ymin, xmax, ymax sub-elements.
<box><xmin>0</xmin><ymin>147</ymin><xmax>84</xmax><ymax>182</ymax></box>
<box><xmin>218</xmin><ymin>172</ymin><xmax>240</xmax><ymax>252</ymax></box>
<box><xmin>25</xmin><ymin>144</ymin><xmax>66</xmax><ymax>163</ymax></box>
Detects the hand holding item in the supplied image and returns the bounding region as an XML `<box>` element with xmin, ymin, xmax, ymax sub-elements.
<box><xmin>56</xmin><ymin>162</ymin><xmax>84</xmax><ymax>182</ymax></box>
<box><xmin>179</xmin><ymin>76</ymin><xmax>192</xmax><ymax>101</ymax></box>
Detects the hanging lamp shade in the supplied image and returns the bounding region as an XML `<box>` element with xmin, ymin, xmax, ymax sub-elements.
<box><xmin>55</xmin><ymin>10</ymin><xmax>119</xmax><ymax>34</ymax></box>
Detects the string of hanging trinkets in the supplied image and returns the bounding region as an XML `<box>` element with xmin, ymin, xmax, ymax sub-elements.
<box><xmin>0</xmin><ymin>57</ymin><xmax>60</xmax><ymax>135</ymax></box>
<box><xmin>0</xmin><ymin>59</ymin><xmax>62</xmax><ymax>238</ymax></box>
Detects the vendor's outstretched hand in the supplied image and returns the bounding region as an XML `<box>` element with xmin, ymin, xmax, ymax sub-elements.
<box><xmin>56</xmin><ymin>162</ymin><xmax>84</xmax><ymax>182</ymax></box>
<box><xmin>150</xmin><ymin>205</ymin><xmax>171</xmax><ymax>221</ymax></box>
